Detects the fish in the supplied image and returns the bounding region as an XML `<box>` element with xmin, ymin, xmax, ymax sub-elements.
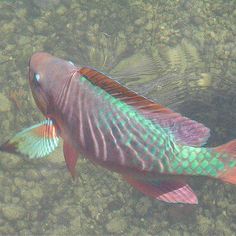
<box><xmin>0</xmin><ymin>52</ymin><xmax>236</xmax><ymax>204</ymax></box>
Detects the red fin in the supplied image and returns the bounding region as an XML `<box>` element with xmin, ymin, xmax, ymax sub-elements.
<box><xmin>63</xmin><ymin>142</ymin><xmax>79</xmax><ymax>178</ymax></box>
<box><xmin>215</xmin><ymin>140</ymin><xmax>236</xmax><ymax>155</ymax></box>
<box><xmin>79</xmin><ymin>67</ymin><xmax>210</xmax><ymax>147</ymax></box>
<box><xmin>123</xmin><ymin>176</ymin><xmax>198</xmax><ymax>204</ymax></box>
<box><xmin>215</xmin><ymin>140</ymin><xmax>236</xmax><ymax>184</ymax></box>
<box><xmin>219</xmin><ymin>168</ymin><xmax>236</xmax><ymax>184</ymax></box>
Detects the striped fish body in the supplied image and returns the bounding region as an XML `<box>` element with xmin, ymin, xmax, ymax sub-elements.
<box><xmin>55</xmin><ymin>70</ymin><xmax>236</xmax><ymax>180</ymax></box>
<box><xmin>1</xmin><ymin>52</ymin><xmax>235</xmax><ymax>204</ymax></box>
<box><xmin>56</xmin><ymin>73</ymin><xmax>177</xmax><ymax>175</ymax></box>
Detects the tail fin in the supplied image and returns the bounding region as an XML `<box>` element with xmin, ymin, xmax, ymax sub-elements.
<box><xmin>215</xmin><ymin>140</ymin><xmax>236</xmax><ymax>184</ymax></box>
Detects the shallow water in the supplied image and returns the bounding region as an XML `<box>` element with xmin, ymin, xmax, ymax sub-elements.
<box><xmin>0</xmin><ymin>0</ymin><xmax>235</xmax><ymax>235</ymax></box>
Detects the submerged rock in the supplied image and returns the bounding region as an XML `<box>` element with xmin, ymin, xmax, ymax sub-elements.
<box><xmin>2</xmin><ymin>204</ymin><xmax>26</xmax><ymax>221</ymax></box>
<box><xmin>135</xmin><ymin>197</ymin><xmax>152</xmax><ymax>216</ymax></box>
<box><xmin>0</xmin><ymin>93</ymin><xmax>11</xmax><ymax>112</ymax></box>
<box><xmin>106</xmin><ymin>216</ymin><xmax>127</xmax><ymax>234</ymax></box>
<box><xmin>32</xmin><ymin>0</ymin><xmax>61</xmax><ymax>10</ymax></box>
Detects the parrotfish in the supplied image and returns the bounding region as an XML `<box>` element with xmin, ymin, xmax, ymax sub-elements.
<box><xmin>1</xmin><ymin>52</ymin><xmax>236</xmax><ymax>204</ymax></box>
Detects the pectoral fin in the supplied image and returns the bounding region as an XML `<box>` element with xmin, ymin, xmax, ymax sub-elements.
<box><xmin>0</xmin><ymin>118</ymin><xmax>60</xmax><ymax>159</ymax></box>
<box><xmin>63</xmin><ymin>141</ymin><xmax>79</xmax><ymax>178</ymax></box>
<box><xmin>123</xmin><ymin>176</ymin><xmax>198</xmax><ymax>204</ymax></box>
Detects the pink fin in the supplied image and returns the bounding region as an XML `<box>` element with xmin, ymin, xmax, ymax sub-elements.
<box><xmin>63</xmin><ymin>142</ymin><xmax>79</xmax><ymax>178</ymax></box>
<box><xmin>147</xmin><ymin>113</ymin><xmax>210</xmax><ymax>147</ymax></box>
<box><xmin>124</xmin><ymin>176</ymin><xmax>198</xmax><ymax>204</ymax></box>
<box><xmin>215</xmin><ymin>139</ymin><xmax>236</xmax><ymax>155</ymax></box>
<box><xmin>215</xmin><ymin>140</ymin><xmax>236</xmax><ymax>184</ymax></box>
<box><xmin>79</xmin><ymin>67</ymin><xmax>210</xmax><ymax>146</ymax></box>
<box><xmin>220</xmin><ymin>167</ymin><xmax>236</xmax><ymax>184</ymax></box>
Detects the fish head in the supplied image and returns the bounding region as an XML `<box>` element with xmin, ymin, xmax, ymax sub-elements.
<box><xmin>28</xmin><ymin>52</ymin><xmax>77</xmax><ymax>116</ymax></box>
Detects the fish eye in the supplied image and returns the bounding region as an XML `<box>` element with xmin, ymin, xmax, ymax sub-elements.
<box><xmin>33</xmin><ymin>73</ymin><xmax>40</xmax><ymax>86</ymax></box>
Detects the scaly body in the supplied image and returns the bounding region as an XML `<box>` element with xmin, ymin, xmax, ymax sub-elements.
<box><xmin>1</xmin><ymin>52</ymin><xmax>235</xmax><ymax>204</ymax></box>
<box><xmin>56</xmin><ymin>72</ymin><xmax>235</xmax><ymax>179</ymax></box>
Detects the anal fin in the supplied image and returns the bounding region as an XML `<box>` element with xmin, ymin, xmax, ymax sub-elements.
<box><xmin>123</xmin><ymin>176</ymin><xmax>198</xmax><ymax>204</ymax></box>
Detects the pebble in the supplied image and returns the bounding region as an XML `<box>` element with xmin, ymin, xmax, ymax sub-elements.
<box><xmin>2</xmin><ymin>204</ymin><xmax>26</xmax><ymax>221</ymax></box>
<box><xmin>135</xmin><ymin>197</ymin><xmax>152</xmax><ymax>216</ymax></box>
<box><xmin>106</xmin><ymin>216</ymin><xmax>127</xmax><ymax>234</ymax></box>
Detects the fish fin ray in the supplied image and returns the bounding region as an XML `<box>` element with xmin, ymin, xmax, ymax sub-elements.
<box><xmin>79</xmin><ymin>67</ymin><xmax>210</xmax><ymax>146</ymax></box>
<box><xmin>215</xmin><ymin>140</ymin><xmax>236</xmax><ymax>184</ymax></box>
<box><xmin>0</xmin><ymin>118</ymin><xmax>60</xmax><ymax>159</ymax></box>
<box><xmin>123</xmin><ymin>176</ymin><xmax>198</xmax><ymax>204</ymax></box>
<box><xmin>63</xmin><ymin>141</ymin><xmax>79</xmax><ymax>178</ymax></box>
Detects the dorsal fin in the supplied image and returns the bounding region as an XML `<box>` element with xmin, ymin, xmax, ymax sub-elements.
<box><xmin>79</xmin><ymin>67</ymin><xmax>210</xmax><ymax>146</ymax></box>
